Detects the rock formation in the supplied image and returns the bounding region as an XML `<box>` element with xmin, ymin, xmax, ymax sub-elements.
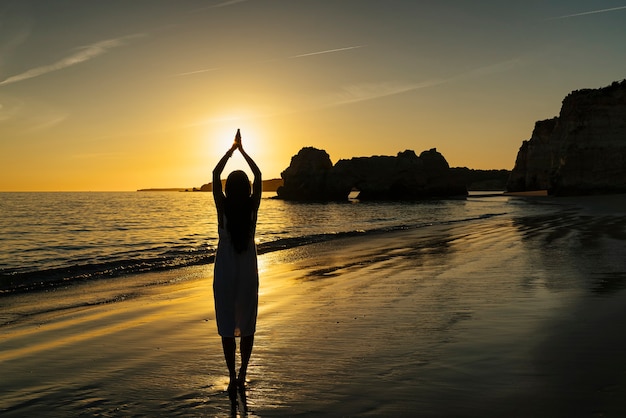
<box><xmin>276</xmin><ymin>147</ymin><xmax>467</xmax><ymax>201</ymax></box>
<box><xmin>275</xmin><ymin>147</ymin><xmax>336</xmax><ymax>200</ymax></box>
<box><xmin>507</xmin><ymin>80</ymin><xmax>626</xmax><ymax>195</ymax></box>
<box><xmin>198</xmin><ymin>178</ymin><xmax>283</xmax><ymax>192</ymax></box>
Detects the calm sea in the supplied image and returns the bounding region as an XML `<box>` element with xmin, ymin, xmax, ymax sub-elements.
<box><xmin>0</xmin><ymin>191</ymin><xmax>539</xmax><ymax>293</ymax></box>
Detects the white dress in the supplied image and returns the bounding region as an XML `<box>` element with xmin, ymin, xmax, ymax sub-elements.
<box><xmin>213</xmin><ymin>216</ymin><xmax>259</xmax><ymax>338</ymax></box>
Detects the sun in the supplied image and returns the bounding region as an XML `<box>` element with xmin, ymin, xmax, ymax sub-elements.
<box><xmin>198</xmin><ymin>112</ymin><xmax>267</xmax><ymax>178</ymax></box>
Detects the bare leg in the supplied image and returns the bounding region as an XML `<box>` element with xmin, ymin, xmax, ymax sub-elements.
<box><xmin>221</xmin><ymin>337</ymin><xmax>237</xmax><ymax>389</ymax></box>
<box><xmin>238</xmin><ymin>335</ymin><xmax>254</xmax><ymax>387</ymax></box>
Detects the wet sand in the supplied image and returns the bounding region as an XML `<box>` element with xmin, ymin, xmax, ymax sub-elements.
<box><xmin>2</xmin><ymin>198</ymin><xmax>626</xmax><ymax>417</ymax></box>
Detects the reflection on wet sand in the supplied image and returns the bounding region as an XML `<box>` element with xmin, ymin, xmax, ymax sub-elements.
<box><xmin>228</xmin><ymin>384</ymin><xmax>249</xmax><ymax>417</ymax></box>
<box><xmin>2</xmin><ymin>195</ymin><xmax>626</xmax><ymax>416</ymax></box>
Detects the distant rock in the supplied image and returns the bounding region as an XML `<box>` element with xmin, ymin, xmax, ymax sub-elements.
<box><xmin>199</xmin><ymin>180</ymin><xmax>219</xmax><ymax>192</ymax></box>
<box><xmin>197</xmin><ymin>178</ymin><xmax>283</xmax><ymax>192</ymax></box>
<box><xmin>137</xmin><ymin>188</ymin><xmax>191</xmax><ymax>192</ymax></box>
<box><xmin>451</xmin><ymin>168</ymin><xmax>511</xmax><ymax>191</ymax></box>
<box><xmin>276</xmin><ymin>147</ymin><xmax>467</xmax><ymax>201</ymax></box>
<box><xmin>262</xmin><ymin>178</ymin><xmax>284</xmax><ymax>192</ymax></box>
<box><xmin>507</xmin><ymin>80</ymin><xmax>626</xmax><ymax>195</ymax></box>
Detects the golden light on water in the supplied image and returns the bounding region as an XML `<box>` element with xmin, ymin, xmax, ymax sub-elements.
<box><xmin>256</xmin><ymin>254</ymin><xmax>270</xmax><ymax>275</ymax></box>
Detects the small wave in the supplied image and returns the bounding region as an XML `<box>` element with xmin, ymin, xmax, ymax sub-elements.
<box><xmin>0</xmin><ymin>291</ymin><xmax>142</xmax><ymax>327</ymax></box>
<box><xmin>0</xmin><ymin>212</ymin><xmax>506</xmax><ymax>295</ymax></box>
<box><xmin>0</xmin><ymin>253</ymin><xmax>214</xmax><ymax>295</ymax></box>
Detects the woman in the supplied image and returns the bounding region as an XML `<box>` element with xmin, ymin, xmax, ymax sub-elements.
<box><xmin>212</xmin><ymin>129</ymin><xmax>262</xmax><ymax>391</ymax></box>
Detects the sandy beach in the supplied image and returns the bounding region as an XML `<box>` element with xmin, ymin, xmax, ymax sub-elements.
<box><xmin>2</xmin><ymin>196</ymin><xmax>626</xmax><ymax>417</ymax></box>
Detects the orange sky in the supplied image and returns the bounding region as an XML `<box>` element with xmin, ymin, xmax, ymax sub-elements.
<box><xmin>1</xmin><ymin>1</ymin><xmax>626</xmax><ymax>191</ymax></box>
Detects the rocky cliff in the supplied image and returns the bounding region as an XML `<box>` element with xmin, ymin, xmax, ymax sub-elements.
<box><xmin>276</xmin><ymin>147</ymin><xmax>467</xmax><ymax>201</ymax></box>
<box><xmin>507</xmin><ymin>80</ymin><xmax>626</xmax><ymax>195</ymax></box>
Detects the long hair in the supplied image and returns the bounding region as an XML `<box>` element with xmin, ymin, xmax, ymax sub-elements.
<box><xmin>224</xmin><ymin>170</ymin><xmax>254</xmax><ymax>253</ymax></box>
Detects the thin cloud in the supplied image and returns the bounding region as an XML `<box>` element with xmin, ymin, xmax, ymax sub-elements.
<box><xmin>21</xmin><ymin>114</ymin><xmax>68</xmax><ymax>133</ymax></box>
<box><xmin>211</xmin><ymin>0</ymin><xmax>249</xmax><ymax>8</ymax></box>
<box><xmin>549</xmin><ymin>5</ymin><xmax>626</xmax><ymax>19</ymax></box>
<box><xmin>0</xmin><ymin>34</ymin><xmax>143</xmax><ymax>86</ymax></box>
<box><xmin>184</xmin><ymin>55</ymin><xmax>528</xmax><ymax>124</ymax></box>
<box><xmin>290</xmin><ymin>45</ymin><xmax>365</xmax><ymax>59</ymax></box>
<box><xmin>326</xmin><ymin>80</ymin><xmax>443</xmax><ymax>107</ymax></box>
<box><xmin>193</xmin><ymin>0</ymin><xmax>249</xmax><ymax>11</ymax></box>
<box><xmin>175</xmin><ymin>67</ymin><xmax>221</xmax><ymax>77</ymax></box>
<box><xmin>174</xmin><ymin>45</ymin><xmax>365</xmax><ymax>77</ymax></box>
<box><xmin>324</xmin><ymin>57</ymin><xmax>525</xmax><ymax>108</ymax></box>
<box><xmin>186</xmin><ymin>79</ymin><xmax>443</xmax><ymax>125</ymax></box>
<box><xmin>450</xmin><ymin>57</ymin><xmax>525</xmax><ymax>81</ymax></box>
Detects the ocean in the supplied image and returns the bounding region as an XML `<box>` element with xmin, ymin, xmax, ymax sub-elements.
<box><xmin>0</xmin><ymin>191</ymin><xmax>590</xmax><ymax>293</ymax></box>
<box><xmin>2</xmin><ymin>191</ymin><xmax>626</xmax><ymax>416</ymax></box>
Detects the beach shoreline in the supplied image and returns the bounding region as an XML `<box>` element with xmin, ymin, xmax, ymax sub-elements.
<box><xmin>2</xmin><ymin>202</ymin><xmax>626</xmax><ymax>416</ymax></box>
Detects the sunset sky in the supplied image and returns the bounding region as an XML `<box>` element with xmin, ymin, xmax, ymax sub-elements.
<box><xmin>1</xmin><ymin>1</ymin><xmax>625</xmax><ymax>191</ymax></box>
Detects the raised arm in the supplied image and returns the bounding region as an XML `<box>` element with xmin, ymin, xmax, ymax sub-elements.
<box><xmin>239</xmin><ymin>144</ymin><xmax>262</xmax><ymax>207</ymax></box>
<box><xmin>213</xmin><ymin>142</ymin><xmax>237</xmax><ymax>211</ymax></box>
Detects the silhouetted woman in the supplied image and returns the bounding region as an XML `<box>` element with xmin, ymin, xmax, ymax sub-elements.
<box><xmin>212</xmin><ymin>129</ymin><xmax>262</xmax><ymax>392</ymax></box>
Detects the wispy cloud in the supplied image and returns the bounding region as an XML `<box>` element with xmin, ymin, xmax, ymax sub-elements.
<box><xmin>290</xmin><ymin>45</ymin><xmax>365</xmax><ymax>59</ymax></box>
<box><xmin>211</xmin><ymin>0</ymin><xmax>249</xmax><ymax>8</ymax></box>
<box><xmin>184</xmin><ymin>59</ymin><xmax>521</xmax><ymax>125</ymax></box>
<box><xmin>174</xmin><ymin>44</ymin><xmax>365</xmax><ymax>77</ymax></box>
<box><xmin>20</xmin><ymin>114</ymin><xmax>69</xmax><ymax>134</ymax></box>
<box><xmin>326</xmin><ymin>80</ymin><xmax>442</xmax><ymax>107</ymax></box>
<box><xmin>192</xmin><ymin>0</ymin><xmax>249</xmax><ymax>12</ymax></box>
<box><xmin>175</xmin><ymin>67</ymin><xmax>221</xmax><ymax>77</ymax></box>
<box><xmin>549</xmin><ymin>5</ymin><xmax>626</xmax><ymax>19</ymax></box>
<box><xmin>323</xmin><ymin>57</ymin><xmax>525</xmax><ymax>108</ymax></box>
<box><xmin>0</xmin><ymin>34</ymin><xmax>143</xmax><ymax>86</ymax></box>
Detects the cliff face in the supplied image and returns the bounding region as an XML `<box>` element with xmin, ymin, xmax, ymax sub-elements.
<box><xmin>276</xmin><ymin>147</ymin><xmax>467</xmax><ymax>201</ymax></box>
<box><xmin>507</xmin><ymin>80</ymin><xmax>626</xmax><ymax>195</ymax></box>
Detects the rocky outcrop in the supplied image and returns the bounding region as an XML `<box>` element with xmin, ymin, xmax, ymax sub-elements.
<box><xmin>276</xmin><ymin>147</ymin><xmax>467</xmax><ymax>201</ymax></box>
<box><xmin>507</xmin><ymin>80</ymin><xmax>626</xmax><ymax>195</ymax></box>
<box><xmin>198</xmin><ymin>178</ymin><xmax>283</xmax><ymax>192</ymax></box>
<box><xmin>274</xmin><ymin>147</ymin><xmax>336</xmax><ymax>200</ymax></box>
